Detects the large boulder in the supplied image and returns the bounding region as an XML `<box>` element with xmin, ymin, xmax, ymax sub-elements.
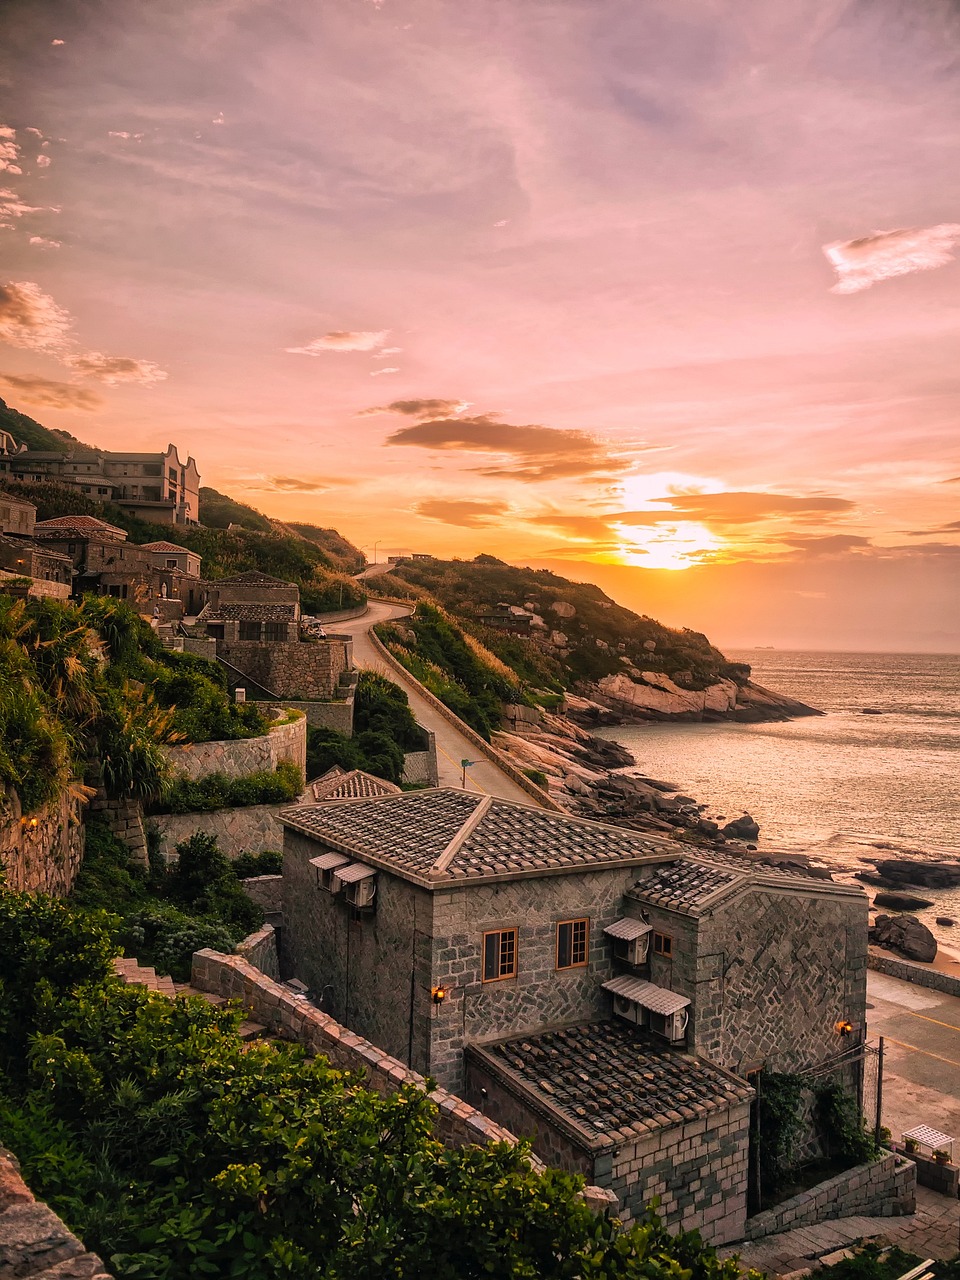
<box><xmin>873</xmin><ymin>860</ymin><xmax>960</xmax><ymax>889</ymax></box>
<box><xmin>870</xmin><ymin>914</ymin><xmax>938</xmax><ymax>963</ymax></box>
<box><xmin>721</xmin><ymin>814</ymin><xmax>761</xmax><ymax>842</ymax></box>
<box><xmin>873</xmin><ymin>891</ymin><xmax>934</xmax><ymax>912</ymax></box>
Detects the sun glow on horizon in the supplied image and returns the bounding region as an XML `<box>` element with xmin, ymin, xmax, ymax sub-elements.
<box><xmin>610</xmin><ymin>520</ymin><xmax>722</xmax><ymax>570</ymax></box>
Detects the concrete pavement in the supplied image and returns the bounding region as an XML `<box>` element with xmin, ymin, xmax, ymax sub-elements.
<box><xmin>332</xmin><ymin>600</ymin><xmax>539</xmax><ymax>805</ymax></box>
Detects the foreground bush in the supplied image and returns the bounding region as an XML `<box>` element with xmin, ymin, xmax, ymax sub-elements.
<box><xmin>0</xmin><ymin>894</ymin><xmax>753</xmax><ymax>1280</ymax></box>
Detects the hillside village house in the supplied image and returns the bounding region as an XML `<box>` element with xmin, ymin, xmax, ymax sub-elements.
<box><xmin>0</xmin><ymin>442</ymin><xmax>200</xmax><ymax>525</ymax></box>
<box><xmin>0</xmin><ymin>494</ymin><xmax>72</xmax><ymax>598</ymax></box>
<box><xmin>280</xmin><ymin>788</ymin><xmax>868</xmax><ymax>1243</ymax></box>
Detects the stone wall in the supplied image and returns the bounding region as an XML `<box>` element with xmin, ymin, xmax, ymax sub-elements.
<box><xmin>868</xmin><ymin>948</ymin><xmax>960</xmax><ymax>999</ymax></box>
<box><xmin>269</xmin><ymin>697</ymin><xmax>354</xmax><ymax>733</ymax></box>
<box><xmin>190</xmin><ymin>947</ymin><xmax>542</xmax><ymax>1161</ymax></box>
<box><xmin>402</xmin><ymin>728</ymin><xmax>438</xmax><ymax>786</ymax></box>
<box><xmin>0</xmin><ymin>785</ymin><xmax>86</xmax><ymax>896</ymax></box>
<box><xmin>164</xmin><ymin>712</ymin><xmax>306</xmax><ymax>781</ymax></box>
<box><xmin>242</xmin><ymin>873</ymin><xmax>283</xmax><ymax>917</ymax></box>
<box><xmin>0</xmin><ymin>1145</ymin><xmax>110</xmax><ymax>1278</ymax></box>
<box><xmin>743</xmin><ymin>1149</ymin><xmax>916</xmax><ymax>1240</ymax></box>
<box><xmin>88</xmin><ymin>793</ymin><xmax>148</xmax><ymax>867</ymax></box>
<box><xmin>0</xmin><ymin>568</ymin><xmax>71</xmax><ymax>599</ymax></box>
<box><xmin>236</xmin><ymin>923</ymin><xmax>280</xmax><ymax>978</ymax></box>
<box><xmin>218</xmin><ymin>638</ymin><xmax>349</xmax><ymax>701</ymax></box>
<box><xmin>150</xmin><ymin>803</ymin><xmax>284</xmax><ymax>863</ymax></box>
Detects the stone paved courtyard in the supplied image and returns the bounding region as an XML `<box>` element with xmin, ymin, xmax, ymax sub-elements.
<box><xmin>723</xmin><ymin>1186</ymin><xmax>959</xmax><ymax>1275</ymax></box>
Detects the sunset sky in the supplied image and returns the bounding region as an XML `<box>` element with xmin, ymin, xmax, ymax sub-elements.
<box><xmin>1</xmin><ymin>0</ymin><xmax>959</xmax><ymax>649</ymax></box>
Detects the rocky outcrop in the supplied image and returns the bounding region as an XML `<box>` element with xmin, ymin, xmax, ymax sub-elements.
<box><xmin>571</xmin><ymin>673</ymin><xmax>820</xmax><ymax>725</ymax></box>
<box><xmin>867</xmin><ymin>860</ymin><xmax>960</xmax><ymax>890</ymax></box>
<box><xmin>873</xmin><ymin>891</ymin><xmax>934</xmax><ymax>912</ymax></box>
<box><xmin>870</xmin><ymin>914</ymin><xmax>938</xmax><ymax>963</ymax></box>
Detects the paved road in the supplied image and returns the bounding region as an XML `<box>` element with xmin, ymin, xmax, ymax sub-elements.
<box><xmin>866</xmin><ymin>969</ymin><xmax>960</xmax><ymax>1144</ymax></box>
<box><xmin>332</xmin><ymin>600</ymin><xmax>539</xmax><ymax>805</ymax></box>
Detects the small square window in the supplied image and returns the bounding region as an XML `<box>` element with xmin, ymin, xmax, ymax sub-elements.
<box><xmin>556</xmin><ymin>918</ymin><xmax>589</xmax><ymax>970</ymax></box>
<box><xmin>482</xmin><ymin>928</ymin><xmax>518</xmax><ymax>982</ymax></box>
<box><xmin>264</xmin><ymin>621</ymin><xmax>287</xmax><ymax>642</ymax></box>
<box><xmin>239</xmin><ymin>620</ymin><xmax>261</xmax><ymax>641</ymax></box>
<box><xmin>653</xmin><ymin>931</ymin><xmax>673</xmax><ymax>958</ymax></box>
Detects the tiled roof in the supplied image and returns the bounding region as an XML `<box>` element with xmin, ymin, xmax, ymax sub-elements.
<box><xmin>33</xmin><ymin>515</ymin><xmax>126</xmax><ymax>539</ymax></box>
<box><xmin>210</xmin><ymin>603</ymin><xmax>297</xmax><ymax>621</ymax></box>
<box><xmin>305</xmin><ymin>766</ymin><xmax>401</xmax><ymax>802</ymax></box>
<box><xmin>210</xmin><ymin>571</ymin><xmax>294</xmax><ymax>587</ymax></box>
<box><xmin>140</xmin><ymin>540</ymin><xmax>192</xmax><ymax>554</ymax></box>
<box><xmin>603</xmin><ymin>917</ymin><xmax>652</xmax><ymax>941</ymax></box>
<box><xmin>281</xmin><ymin>789</ymin><xmax>671</xmax><ymax>883</ymax></box>
<box><xmin>602</xmin><ymin>975</ymin><xmax>690</xmax><ymax>1015</ymax></box>
<box><xmin>466</xmin><ymin>1021</ymin><xmax>753</xmax><ymax>1149</ymax></box>
<box><xmin>631</xmin><ymin>861</ymin><xmax>740</xmax><ymax>913</ymax></box>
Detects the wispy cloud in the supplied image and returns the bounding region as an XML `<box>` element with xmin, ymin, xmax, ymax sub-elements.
<box><xmin>66</xmin><ymin>351</ymin><xmax>168</xmax><ymax>386</ymax></box>
<box><xmin>783</xmin><ymin>534</ymin><xmax>872</xmax><ymax>556</ymax></box>
<box><xmin>386</xmin><ymin>412</ymin><xmax>638</xmax><ymax>481</ymax></box>
<box><xmin>369</xmin><ymin>366</ymin><xmax>399</xmax><ymax>376</ymax></box>
<box><xmin>0</xmin><ymin>189</ymin><xmax>54</xmax><ymax>224</ymax></box>
<box><xmin>415</xmin><ymin>498</ymin><xmax>510</xmax><ymax>527</ymax></box>
<box><xmin>648</xmin><ymin>491</ymin><xmax>855</xmax><ymax>526</ymax></box>
<box><xmin>263</xmin><ymin>475</ymin><xmax>347</xmax><ymax>492</ymax></box>
<box><xmin>824</xmin><ymin>225</ymin><xmax>960</xmax><ymax>294</ymax></box>
<box><xmin>0</xmin><ymin>281</ymin><xmax>73</xmax><ymax>351</ymax></box>
<box><xmin>0</xmin><ymin>126</ymin><xmax>21</xmax><ymax>176</ymax></box>
<box><xmin>28</xmin><ymin>236</ymin><xmax>61</xmax><ymax>249</ymax></box>
<box><xmin>0</xmin><ymin>373</ymin><xmax>103</xmax><ymax>411</ymax></box>
<box><xmin>285</xmin><ymin>329</ymin><xmax>389</xmax><ymax>355</ymax></box>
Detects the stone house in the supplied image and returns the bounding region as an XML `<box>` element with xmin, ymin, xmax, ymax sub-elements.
<box><xmin>279</xmin><ymin>788</ymin><xmax>867</xmax><ymax>1242</ymax></box>
<box><xmin>197</xmin><ymin>571</ymin><xmax>353</xmax><ymax>703</ymax></box>
<box><xmin>0</xmin><ymin>494</ymin><xmax>72</xmax><ymax>597</ymax></box>
<box><xmin>32</xmin><ymin>515</ymin><xmax>154</xmax><ymax>603</ymax></box>
<box><xmin>0</xmin><ymin>491</ymin><xmax>37</xmax><ymax>537</ymax></box>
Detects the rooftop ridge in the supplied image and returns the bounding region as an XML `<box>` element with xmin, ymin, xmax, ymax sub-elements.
<box><xmin>431</xmin><ymin>794</ymin><xmax>492</xmax><ymax>876</ymax></box>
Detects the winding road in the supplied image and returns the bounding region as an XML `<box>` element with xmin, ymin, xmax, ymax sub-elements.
<box><xmin>332</xmin><ymin>599</ymin><xmax>538</xmax><ymax>804</ymax></box>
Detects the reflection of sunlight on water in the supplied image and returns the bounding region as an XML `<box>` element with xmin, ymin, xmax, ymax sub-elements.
<box><xmin>597</xmin><ymin>648</ymin><xmax>960</xmax><ymax>950</ymax></box>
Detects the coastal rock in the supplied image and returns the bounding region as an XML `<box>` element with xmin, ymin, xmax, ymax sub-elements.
<box><xmin>872</xmin><ymin>859</ymin><xmax>960</xmax><ymax>889</ymax></box>
<box><xmin>937</xmin><ymin>917</ymin><xmax>955</xmax><ymax>927</ymax></box>
<box><xmin>584</xmin><ymin>672</ymin><xmax>820</xmax><ymax>724</ymax></box>
<box><xmin>870</xmin><ymin>914</ymin><xmax>937</xmax><ymax>963</ymax></box>
<box><xmin>873</xmin><ymin>891</ymin><xmax>935</xmax><ymax>912</ymax></box>
<box><xmin>550</xmin><ymin>600</ymin><xmax>576</xmax><ymax>618</ymax></box>
<box><xmin>721</xmin><ymin>814</ymin><xmax>761</xmax><ymax>842</ymax></box>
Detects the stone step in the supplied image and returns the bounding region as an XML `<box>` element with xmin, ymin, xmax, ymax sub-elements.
<box><xmin>173</xmin><ymin>984</ymin><xmax>228</xmax><ymax>1006</ymax></box>
<box><xmin>237</xmin><ymin>1020</ymin><xmax>267</xmax><ymax>1041</ymax></box>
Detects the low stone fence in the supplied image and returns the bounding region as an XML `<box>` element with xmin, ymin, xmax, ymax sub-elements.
<box><xmin>366</xmin><ymin>621</ymin><xmax>565</xmax><ymax>812</ymax></box>
<box><xmin>150</xmin><ymin>804</ymin><xmax>283</xmax><ymax>863</ymax></box>
<box><xmin>163</xmin><ymin>712</ymin><xmax>306</xmax><ymax>782</ymax></box>
<box><xmin>268</xmin><ymin>698</ymin><xmax>354</xmax><ymax>734</ymax></box>
<box><xmin>308</xmin><ymin>603</ymin><xmax>368</xmax><ymax>624</ymax></box>
<box><xmin>868</xmin><ymin>948</ymin><xmax>960</xmax><ymax>999</ymax></box>
<box><xmin>236</xmin><ymin>923</ymin><xmax>280</xmax><ymax>979</ymax></box>
<box><xmin>0</xmin><ymin>785</ymin><xmax>87</xmax><ymax>895</ymax></box>
<box><xmin>402</xmin><ymin>727</ymin><xmax>439</xmax><ymax>786</ymax></box>
<box><xmin>0</xmin><ymin>1145</ymin><xmax>110</xmax><ymax>1277</ymax></box>
<box><xmin>890</xmin><ymin>1141</ymin><xmax>960</xmax><ymax>1196</ymax></box>
<box><xmin>242</xmin><ymin>873</ymin><xmax>283</xmax><ymax>917</ymax></box>
<box><xmin>743</xmin><ymin>1149</ymin><xmax>916</xmax><ymax>1240</ymax></box>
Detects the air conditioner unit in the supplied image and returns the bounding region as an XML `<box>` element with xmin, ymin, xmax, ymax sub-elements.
<box><xmin>649</xmin><ymin>1008</ymin><xmax>689</xmax><ymax>1044</ymax></box>
<box><xmin>614</xmin><ymin>934</ymin><xmax>650</xmax><ymax>966</ymax></box>
<box><xmin>345</xmin><ymin>877</ymin><xmax>377</xmax><ymax>909</ymax></box>
<box><xmin>614</xmin><ymin>995</ymin><xmax>641</xmax><ymax>1025</ymax></box>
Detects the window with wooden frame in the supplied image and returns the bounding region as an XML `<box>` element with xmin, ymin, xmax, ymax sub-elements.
<box><xmin>652</xmin><ymin>931</ymin><xmax>673</xmax><ymax>958</ymax></box>
<box><xmin>482</xmin><ymin>928</ymin><xmax>518</xmax><ymax>982</ymax></box>
<box><xmin>556</xmin><ymin>918</ymin><xmax>589</xmax><ymax>970</ymax></box>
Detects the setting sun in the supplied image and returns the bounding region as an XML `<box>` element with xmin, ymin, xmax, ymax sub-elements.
<box><xmin>612</xmin><ymin>520</ymin><xmax>722</xmax><ymax>570</ymax></box>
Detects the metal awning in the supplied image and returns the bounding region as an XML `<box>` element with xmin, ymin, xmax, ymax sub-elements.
<box><xmin>603</xmin><ymin>918</ymin><xmax>652</xmax><ymax>941</ymax></box>
<box><xmin>602</xmin><ymin>975</ymin><xmax>690</xmax><ymax>1016</ymax></box>
<box><xmin>334</xmin><ymin>862</ymin><xmax>377</xmax><ymax>884</ymax></box>
<box><xmin>310</xmin><ymin>852</ymin><xmax>350</xmax><ymax>872</ymax></box>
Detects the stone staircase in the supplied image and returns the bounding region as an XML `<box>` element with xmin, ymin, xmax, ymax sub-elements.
<box><xmin>111</xmin><ymin>958</ymin><xmax>269</xmax><ymax>1041</ymax></box>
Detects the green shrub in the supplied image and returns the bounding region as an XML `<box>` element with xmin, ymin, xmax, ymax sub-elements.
<box><xmin>523</xmin><ymin>767</ymin><xmax>549</xmax><ymax>789</ymax></box>
<box><xmin>816</xmin><ymin>1082</ymin><xmax>879</xmax><ymax>1166</ymax></box>
<box><xmin>232</xmin><ymin>850</ymin><xmax>283</xmax><ymax>878</ymax></box>
<box><xmin>757</xmin><ymin>1071</ymin><xmax>805</xmax><ymax>1195</ymax></box>
<box><xmin>153</xmin><ymin>761</ymin><xmax>303</xmax><ymax>814</ymax></box>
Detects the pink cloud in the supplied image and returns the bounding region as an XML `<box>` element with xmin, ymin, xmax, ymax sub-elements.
<box><xmin>824</xmin><ymin>224</ymin><xmax>960</xmax><ymax>293</ymax></box>
<box><xmin>0</xmin><ymin>280</ymin><xmax>73</xmax><ymax>351</ymax></box>
<box><xmin>285</xmin><ymin>329</ymin><xmax>389</xmax><ymax>355</ymax></box>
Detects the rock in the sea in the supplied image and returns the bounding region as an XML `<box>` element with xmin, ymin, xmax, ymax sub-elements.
<box><xmin>697</xmin><ymin>818</ymin><xmax>720</xmax><ymax>837</ymax></box>
<box><xmin>872</xmin><ymin>859</ymin><xmax>960</xmax><ymax>889</ymax></box>
<box><xmin>861</xmin><ymin>708</ymin><xmax>883</xmax><ymax>715</ymax></box>
<box><xmin>873</xmin><ymin>891</ymin><xmax>935</xmax><ymax>912</ymax></box>
<box><xmin>721</xmin><ymin>814</ymin><xmax>760</xmax><ymax>841</ymax></box>
<box><xmin>870</xmin><ymin>913</ymin><xmax>938</xmax><ymax>963</ymax></box>
<box><xmin>936</xmin><ymin>917</ymin><xmax>956</xmax><ymax>927</ymax></box>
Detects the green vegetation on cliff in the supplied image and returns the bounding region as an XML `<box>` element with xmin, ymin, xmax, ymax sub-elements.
<box><xmin>0</xmin><ymin>891</ymin><xmax>752</xmax><ymax>1280</ymax></box>
<box><xmin>305</xmin><ymin>670</ymin><xmax>426</xmax><ymax>784</ymax></box>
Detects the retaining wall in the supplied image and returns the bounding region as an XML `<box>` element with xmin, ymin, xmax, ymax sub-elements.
<box><xmin>151</xmin><ymin>803</ymin><xmax>284</xmax><ymax>863</ymax></box>
<box><xmin>242</xmin><ymin>873</ymin><xmax>283</xmax><ymax>917</ymax></box>
<box><xmin>743</xmin><ymin>1149</ymin><xmax>916</xmax><ymax>1240</ymax></box>
<box><xmin>0</xmin><ymin>1145</ymin><xmax>110</xmax><ymax>1277</ymax></box>
<box><xmin>163</xmin><ymin>712</ymin><xmax>306</xmax><ymax>782</ymax></box>
<box><xmin>868</xmin><ymin>948</ymin><xmax>960</xmax><ymax>999</ymax></box>
<box><xmin>236</xmin><ymin>923</ymin><xmax>280</xmax><ymax>979</ymax></box>
<box><xmin>366</xmin><ymin>618</ymin><xmax>564</xmax><ymax>811</ymax></box>
<box><xmin>0</xmin><ymin>785</ymin><xmax>87</xmax><ymax>896</ymax></box>
<box><xmin>268</xmin><ymin>698</ymin><xmax>354</xmax><ymax>733</ymax></box>
<box><xmin>402</xmin><ymin>727</ymin><xmax>439</xmax><ymax>786</ymax></box>
<box><xmin>308</xmin><ymin>603</ymin><xmax>368</xmax><ymax>624</ymax></box>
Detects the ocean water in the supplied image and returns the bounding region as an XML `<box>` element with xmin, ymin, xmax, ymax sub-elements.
<box><xmin>597</xmin><ymin>650</ymin><xmax>960</xmax><ymax>947</ymax></box>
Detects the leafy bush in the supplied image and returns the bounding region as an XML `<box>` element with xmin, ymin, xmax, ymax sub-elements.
<box><xmin>354</xmin><ymin>670</ymin><xmax>424</xmax><ymax>750</ymax></box>
<box><xmin>523</xmin><ymin>768</ymin><xmax>549</xmax><ymax>789</ymax></box>
<box><xmin>816</xmin><ymin>1082</ymin><xmax>880</xmax><ymax>1166</ymax></box>
<box><xmin>757</xmin><ymin>1071</ymin><xmax>805</xmax><ymax>1195</ymax></box>
<box><xmin>0</xmin><ymin>895</ymin><xmax>754</xmax><ymax>1280</ymax></box>
<box><xmin>162</xmin><ymin>833</ymin><xmax>263</xmax><ymax>938</ymax></box>
<box><xmin>306</xmin><ymin>724</ymin><xmax>406</xmax><ymax>784</ymax></box>
<box><xmin>154</xmin><ymin>761</ymin><xmax>303</xmax><ymax>814</ymax></box>
<box><xmin>232</xmin><ymin>849</ymin><xmax>283</xmax><ymax>879</ymax></box>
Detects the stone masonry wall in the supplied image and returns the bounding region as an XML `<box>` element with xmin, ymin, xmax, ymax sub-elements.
<box><xmin>0</xmin><ymin>785</ymin><xmax>87</xmax><ymax>896</ymax></box>
<box><xmin>402</xmin><ymin>728</ymin><xmax>439</xmax><ymax>786</ymax></box>
<box><xmin>0</xmin><ymin>1145</ymin><xmax>110</xmax><ymax>1278</ymax></box>
<box><xmin>150</xmin><ymin>803</ymin><xmax>284</xmax><ymax>863</ymax></box>
<box><xmin>282</xmin><ymin>829</ymin><xmax>436</xmax><ymax>1075</ymax></box>
<box><xmin>743</xmin><ymin>1149</ymin><xmax>916</xmax><ymax>1240</ymax></box>
<box><xmin>269</xmin><ymin>698</ymin><xmax>354</xmax><ymax>733</ymax></box>
<box><xmin>430</xmin><ymin>866</ymin><xmax>642</xmax><ymax>1092</ymax></box>
<box><xmin>218</xmin><ymin>638</ymin><xmax>348</xmax><ymax>701</ymax></box>
<box><xmin>242</xmin><ymin>873</ymin><xmax>283</xmax><ymax>917</ymax></box>
<box><xmin>190</xmin><ymin>948</ymin><xmax>542</xmax><ymax>1161</ymax></box>
<box><xmin>868</xmin><ymin>949</ymin><xmax>960</xmax><ymax>999</ymax></box>
<box><xmin>163</xmin><ymin>712</ymin><xmax>306</xmax><ymax>781</ymax></box>
<box><xmin>236</xmin><ymin>923</ymin><xmax>280</xmax><ymax>979</ymax></box>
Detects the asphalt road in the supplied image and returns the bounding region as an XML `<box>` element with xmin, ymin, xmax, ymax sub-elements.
<box><xmin>332</xmin><ymin>600</ymin><xmax>540</xmax><ymax>805</ymax></box>
<box><xmin>866</xmin><ymin>968</ymin><xmax>960</xmax><ymax>1146</ymax></box>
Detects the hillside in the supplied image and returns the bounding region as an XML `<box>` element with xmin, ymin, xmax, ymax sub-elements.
<box><xmin>374</xmin><ymin>555</ymin><xmax>817</xmax><ymax>725</ymax></box>
<box><xmin>0</xmin><ymin>401</ymin><xmax>365</xmax><ymax>609</ymax></box>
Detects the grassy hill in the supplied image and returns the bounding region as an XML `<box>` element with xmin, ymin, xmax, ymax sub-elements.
<box><xmin>0</xmin><ymin>397</ymin><xmax>100</xmax><ymax>455</ymax></box>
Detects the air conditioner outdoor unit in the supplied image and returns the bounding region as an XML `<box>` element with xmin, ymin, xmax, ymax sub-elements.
<box><xmin>614</xmin><ymin>934</ymin><xmax>650</xmax><ymax>966</ymax></box>
<box><xmin>614</xmin><ymin>995</ymin><xmax>640</xmax><ymax>1025</ymax></box>
<box><xmin>649</xmin><ymin>1008</ymin><xmax>689</xmax><ymax>1044</ymax></box>
<box><xmin>345</xmin><ymin>877</ymin><xmax>377</xmax><ymax>909</ymax></box>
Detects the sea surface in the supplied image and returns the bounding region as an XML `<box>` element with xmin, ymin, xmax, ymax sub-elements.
<box><xmin>597</xmin><ymin>650</ymin><xmax>960</xmax><ymax>948</ymax></box>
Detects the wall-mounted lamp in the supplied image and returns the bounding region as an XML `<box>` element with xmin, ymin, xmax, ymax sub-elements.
<box><xmin>21</xmin><ymin>816</ymin><xmax>39</xmax><ymax>829</ymax></box>
<box><xmin>432</xmin><ymin>984</ymin><xmax>448</xmax><ymax>1007</ymax></box>
<box><xmin>836</xmin><ymin>1019</ymin><xmax>854</xmax><ymax>1037</ymax></box>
